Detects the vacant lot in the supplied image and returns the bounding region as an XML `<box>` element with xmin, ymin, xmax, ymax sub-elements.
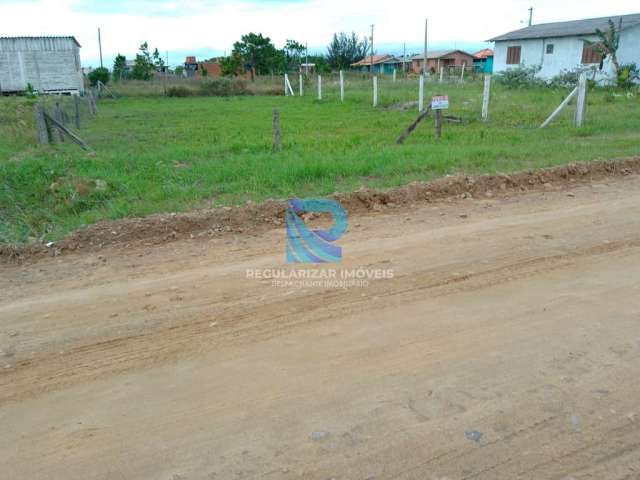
<box><xmin>1</xmin><ymin>77</ymin><xmax>639</xmax><ymax>243</ymax></box>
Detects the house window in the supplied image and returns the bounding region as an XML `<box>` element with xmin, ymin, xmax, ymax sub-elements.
<box><xmin>506</xmin><ymin>46</ymin><xmax>521</xmax><ymax>65</ymax></box>
<box><xmin>581</xmin><ymin>43</ymin><xmax>603</xmax><ymax>64</ymax></box>
<box><xmin>546</xmin><ymin>44</ymin><xmax>554</xmax><ymax>54</ymax></box>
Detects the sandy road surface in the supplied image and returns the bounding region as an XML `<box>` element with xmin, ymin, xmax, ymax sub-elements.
<box><xmin>1</xmin><ymin>174</ymin><xmax>640</xmax><ymax>479</ymax></box>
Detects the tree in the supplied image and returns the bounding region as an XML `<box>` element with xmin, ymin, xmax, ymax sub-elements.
<box><xmin>220</xmin><ymin>52</ymin><xmax>243</xmax><ymax>76</ymax></box>
<box><xmin>131</xmin><ymin>42</ymin><xmax>155</xmax><ymax>80</ymax></box>
<box><xmin>152</xmin><ymin>48</ymin><xmax>165</xmax><ymax>71</ymax></box>
<box><xmin>306</xmin><ymin>55</ymin><xmax>331</xmax><ymax>74</ymax></box>
<box><xmin>586</xmin><ymin>18</ymin><xmax>622</xmax><ymax>74</ymax></box>
<box><xmin>112</xmin><ymin>54</ymin><xmax>127</xmax><ymax>81</ymax></box>
<box><xmin>88</xmin><ymin>67</ymin><xmax>109</xmax><ymax>86</ymax></box>
<box><xmin>326</xmin><ymin>32</ymin><xmax>369</xmax><ymax>70</ymax></box>
<box><xmin>284</xmin><ymin>39</ymin><xmax>306</xmax><ymax>72</ymax></box>
<box><xmin>231</xmin><ymin>33</ymin><xmax>279</xmax><ymax>80</ymax></box>
<box><xmin>174</xmin><ymin>65</ymin><xmax>185</xmax><ymax>77</ymax></box>
<box><xmin>200</xmin><ymin>63</ymin><xmax>208</xmax><ymax>77</ymax></box>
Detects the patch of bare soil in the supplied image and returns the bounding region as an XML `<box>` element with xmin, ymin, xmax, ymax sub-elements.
<box><xmin>3</xmin><ymin>156</ymin><xmax>638</xmax><ymax>264</ymax></box>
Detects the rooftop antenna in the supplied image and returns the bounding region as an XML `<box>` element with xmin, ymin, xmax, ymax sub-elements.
<box><xmin>520</xmin><ymin>7</ymin><xmax>533</xmax><ymax>27</ymax></box>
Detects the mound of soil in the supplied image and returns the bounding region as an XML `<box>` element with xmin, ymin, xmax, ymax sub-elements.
<box><xmin>2</xmin><ymin>157</ymin><xmax>638</xmax><ymax>263</ymax></box>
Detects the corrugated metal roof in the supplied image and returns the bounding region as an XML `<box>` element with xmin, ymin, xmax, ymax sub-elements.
<box><xmin>0</xmin><ymin>36</ymin><xmax>81</xmax><ymax>47</ymax></box>
<box><xmin>489</xmin><ymin>13</ymin><xmax>640</xmax><ymax>41</ymax></box>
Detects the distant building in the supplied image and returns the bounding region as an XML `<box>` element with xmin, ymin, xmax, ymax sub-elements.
<box><xmin>184</xmin><ymin>56</ymin><xmax>199</xmax><ymax>77</ymax></box>
<box><xmin>300</xmin><ymin>63</ymin><xmax>316</xmax><ymax>74</ymax></box>
<box><xmin>0</xmin><ymin>36</ymin><xmax>84</xmax><ymax>94</ymax></box>
<box><xmin>473</xmin><ymin>48</ymin><xmax>494</xmax><ymax>73</ymax></box>
<box><xmin>490</xmin><ymin>13</ymin><xmax>640</xmax><ymax>82</ymax></box>
<box><xmin>199</xmin><ymin>60</ymin><xmax>222</xmax><ymax>77</ymax></box>
<box><xmin>183</xmin><ymin>55</ymin><xmax>252</xmax><ymax>79</ymax></box>
<box><xmin>351</xmin><ymin>54</ymin><xmax>403</xmax><ymax>74</ymax></box>
<box><xmin>410</xmin><ymin>50</ymin><xmax>476</xmax><ymax>74</ymax></box>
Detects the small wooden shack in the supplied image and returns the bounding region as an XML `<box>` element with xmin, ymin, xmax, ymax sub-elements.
<box><xmin>0</xmin><ymin>36</ymin><xmax>84</xmax><ymax>94</ymax></box>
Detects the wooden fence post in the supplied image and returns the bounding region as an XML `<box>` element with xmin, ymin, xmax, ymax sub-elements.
<box><xmin>575</xmin><ymin>72</ymin><xmax>587</xmax><ymax>127</ymax></box>
<box><xmin>317</xmin><ymin>75</ymin><xmax>322</xmax><ymax>100</ymax></box>
<box><xmin>34</xmin><ymin>105</ymin><xmax>49</xmax><ymax>145</ymax></box>
<box><xmin>418</xmin><ymin>74</ymin><xmax>424</xmax><ymax>112</ymax></box>
<box><xmin>396</xmin><ymin>104</ymin><xmax>432</xmax><ymax>144</ymax></box>
<box><xmin>53</xmin><ymin>102</ymin><xmax>64</xmax><ymax>142</ymax></box>
<box><xmin>87</xmin><ymin>91</ymin><xmax>97</xmax><ymax>116</ymax></box>
<box><xmin>435</xmin><ymin>109</ymin><xmax>442</xmax><ymax>139</ymax></box>
<box><xmin>373</xmin><ymin>76</ymin><xmax>378</xmax><ymax>107</ymax></box>
<box><xmin>272</xmin><ymin>109</ymin><xmax>281</xmax><ymax>152</ymax></box>
<box><xmin>340</xmin><ymin>70</ymin><xmax>344</xmax><ymax>102</ymax></box>
<box><xmin>482</xmin><ymin>74</ymin><xmax>491</xmax><ymax>121</ymax></box>
<box><xmin>74</xmin><ymin>94</ymin><xmax>81</xmax><ymax>129</ymax></box>
<box><xmin>43</xmin><ymin>111</ymin><xmax>93</xmax><ymax>151</ymax></box>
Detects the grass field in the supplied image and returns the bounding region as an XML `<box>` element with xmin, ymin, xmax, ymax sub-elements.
<box><xmin>1</xmin><ymin>75</ymin><xmax>639</xmax><ymax>244</ymax></box>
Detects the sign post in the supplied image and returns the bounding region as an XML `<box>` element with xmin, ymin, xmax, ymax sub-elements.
<box><xmin>431</xmin><ymin>95</ymin><xmax>449</xmax><ymax>139</ymax></box>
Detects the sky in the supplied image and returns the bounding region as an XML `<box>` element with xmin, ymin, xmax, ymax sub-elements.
<box><xmin>1</xmin><ymin>0</ymin><xmax>639</xmax><ymax>68</ymax></box>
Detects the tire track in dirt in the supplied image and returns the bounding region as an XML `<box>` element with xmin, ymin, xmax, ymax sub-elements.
<box><xmin>1</xmin><ymin>238</ymin><xmax>638</xmax><ymax>407</ymax></box>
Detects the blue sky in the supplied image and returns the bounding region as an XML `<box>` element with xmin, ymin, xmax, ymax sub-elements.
<box><xmin>2</xmin><ymin>0</ymin><xmax>639</xmax><ymax>67</ymax></box>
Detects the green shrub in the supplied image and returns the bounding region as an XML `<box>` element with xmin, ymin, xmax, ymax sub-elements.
<box><xmin>199</xmin><ymin>78</ymin><xmax>250</xmax><ymax>96</ymax></box>
<box><xmin>548</xmin><ymin>68</ymin><xmax>581</xmax><ymax>88</ymax></box>
<box><xmin>88</xmin><ymin>67</ymin><xmax>110</xmax><ymax>87</ymax></box>
<box><xmin>494</xmin><ymin>65</ymin><xmax>543</xmax><ymax>89</ymax></box>
<box><xmin>167</xmin><ymin>86</ymin><xmax>196</xmax><ymax>97</ymax></box>
<box><xmin>166</xmin><ymin>78</ymin><xmax>252</xmax><ymax>97</ymax></box>
<box><xmin>617</xmin><ymin>63</ymin><xmax>639</xmax><ymax>90</ymax></box>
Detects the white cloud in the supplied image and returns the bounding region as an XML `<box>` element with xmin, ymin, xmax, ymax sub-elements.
<box><xmin>1</xmin><ymin>0</ymin><xmax>639</xmax><ymax>67</ymax></box>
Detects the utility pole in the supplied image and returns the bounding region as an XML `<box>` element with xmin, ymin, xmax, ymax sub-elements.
<box><xmin>98</xmin><ymin>28</ymin><xmax>103</xmax><ymax>68</ymax></box>
<box><xmin>423</xmin><ymin>18</ymin><xmax>428</xmax><ymax>75</ymax></box>
<box><xmin>528</xmin><ymin>7</ymin><xmax>533</xmax><ymax>26</ymax></box>
<box><xmin>370</xmin><ymin>24</ymin><xmax>374</xmax><ymax>76</ymax></box>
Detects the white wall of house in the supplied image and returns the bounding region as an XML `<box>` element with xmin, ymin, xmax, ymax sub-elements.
<box><xmin>617</xmin><ymin>24</ymin><xmax>640</xmax><ymax>71</ymax></box>
<box><xmin>0</xmin><ymin>37</ymin><xmax>84</xmax><ymax>94</ymax></box>
<box><xmin>494</xmin><ymin>25</ymin><xmax>640</xmax><ymax>82</ymax></box>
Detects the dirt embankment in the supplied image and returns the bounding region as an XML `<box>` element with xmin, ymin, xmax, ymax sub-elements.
<box><xmin>3</xmin><ymin>157</ymin><xmax>639</xmax><ymax>263</ymax></box>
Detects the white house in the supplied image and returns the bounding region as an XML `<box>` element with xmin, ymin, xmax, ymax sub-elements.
<box><xmin>490</xmin><ymin>13</ymin><xmax>640</xmax><ymax>82</ymax></box>
<box><xmin>0</xmin><ymin>36</ymin><xmax>84</xmax><ymax>94</ymax></box>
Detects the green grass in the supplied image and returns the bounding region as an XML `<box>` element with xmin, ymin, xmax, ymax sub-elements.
<box><xmin>1</xmin><ymin>77</ymin><xmax>639</xmax><ymax>243</ymax></box>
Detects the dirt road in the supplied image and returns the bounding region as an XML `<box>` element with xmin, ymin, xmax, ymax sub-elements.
<box><xmin>2</xmin><ymin>173</ymin><xmax>640</xmax><ymax>479</ymax></box>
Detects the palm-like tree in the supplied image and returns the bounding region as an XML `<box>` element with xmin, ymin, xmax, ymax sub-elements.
<box><xmin>586</xmin><ymin>19</ymin><xmax>622</xmax><ymax>74</ymax></box>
